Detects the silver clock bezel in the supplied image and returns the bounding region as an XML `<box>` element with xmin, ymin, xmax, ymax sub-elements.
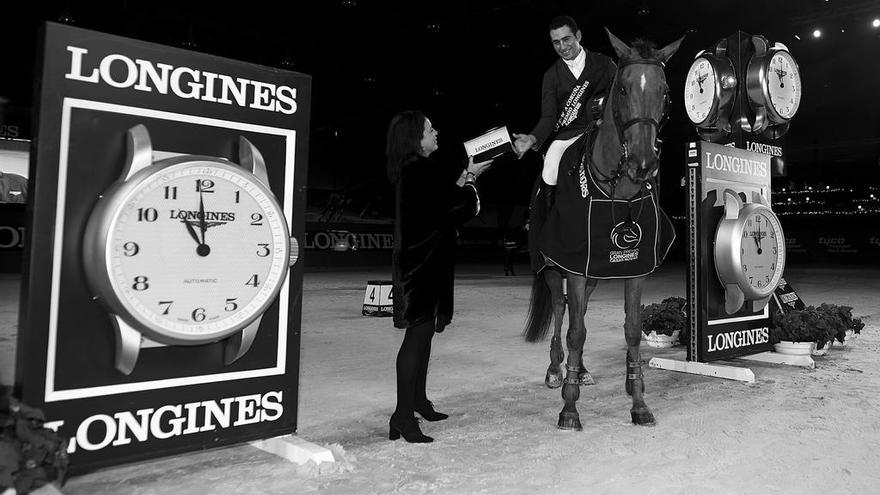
<box><xmin>714</xmin><ymin>192</ymin><xmax>786</xmax><ymax>301</ymax></box>
<box><xmin>684</xmin><ymin>52</ymin><xmax>737</xmax><ymax>130</ymax></box>
<box><xmin>82</xmin><ymin>156</ymin><xmax>292</xmax><ymax>346</ymax></box>
<box><xmin>746</xmin><ymin>43</ymin><xmax>801</xmax><ymax>128</ymax></box>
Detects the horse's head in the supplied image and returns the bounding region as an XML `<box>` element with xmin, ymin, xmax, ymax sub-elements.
<box><xmin>605</xmin><ymin>29</ymin><xmax>684</xmax><ymax>184</ymax></box>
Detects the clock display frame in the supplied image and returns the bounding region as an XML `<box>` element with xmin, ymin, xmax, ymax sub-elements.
<box><xmin>746</xmin><ymin>40</ymin><xmax>802</xmax><ymax>128</ymax></box>
<box><xmin>766</xmin><ymin>49</ymin><xmax>801</xmax><ymax>121</ymax></box>
<box><xmin>83</xmin><ymin>157</ymin><xmax>292</xmax><ymax>346</ymax></box>
<box><xmin>683</xmin><ymin>51</ymin><xmax>737</xmax><ymax>132</ymax></box>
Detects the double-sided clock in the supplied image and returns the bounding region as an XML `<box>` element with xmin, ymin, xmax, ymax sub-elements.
<box><xmin>82</xmin><ymin>124</ymin><xmax>298</xmax><ymax>374</ymax></box>
<box><xmin>746</xmin><ymin>36</ymin><xmax>802</xmax><ymax>136</ymax></box>
<box><xmin>714</xmin><ymin>189</ymin><xmax>785</xmax><ymax>315</ymax></box>
<box><xmin>683</xmin><ymin>42</ymin><xmax>737</xmax><ymax>142</ymax></box>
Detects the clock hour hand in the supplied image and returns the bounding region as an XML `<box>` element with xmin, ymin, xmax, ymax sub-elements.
<box><xmin>183</xmin><ymin>218</ymin><xmax>201</xmax><ymax>245</ymax></box>
<box><xmin>774</xmin><ymin>69</ymin><xmax>787</xmax><ymax>87</ymax></box>
<box><xmin>755</xmin><ymin>224</ymin><xmax>763</xmax><ymax>254</ymax></box>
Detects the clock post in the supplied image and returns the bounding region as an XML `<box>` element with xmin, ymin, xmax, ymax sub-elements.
<box><xmin>651</xmin><ymin>32</ymin><xmax>808</xmax><ymax>381</ymax></box>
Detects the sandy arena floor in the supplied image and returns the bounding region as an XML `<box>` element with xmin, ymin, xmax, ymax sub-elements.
<box><xmin>2</xmin><ymin>260</ymin><xmax>879</xmax><ymax>494</ymax></box>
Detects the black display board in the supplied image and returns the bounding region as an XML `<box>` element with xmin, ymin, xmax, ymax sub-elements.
<box><xmin>15</xmin><ymin>22</ymin><xmax>310</xmax><ymax>472</ymax></box>
<box><xmin>686</xmin><ymin>140</ymin><xmax>774</xmax><ymax>362</ymax></box>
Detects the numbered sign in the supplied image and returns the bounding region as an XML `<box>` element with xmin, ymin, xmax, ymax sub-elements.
<box><xmin>362</xmin><ymin>279</ymin><xmax>393</xmax><ymax>317</ymax></box>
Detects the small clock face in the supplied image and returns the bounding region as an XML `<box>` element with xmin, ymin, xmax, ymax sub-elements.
<box><xmin>684</xmin><ymin>57</ymin><xmax>717</xmax><ymax>125</ymax></box>
<box><xmin>103</xmin><ymin>160</ymin><xmax>289</xmax><ymax>343</ymax></box>
<box><xmin>739</xmin><ymin>208</ymin><xmax>784</xmax><ymax>293</ymax></box>
<box><xmin>767</xmin><ymin>50</ymin><xmax>801</xmax><ymax>120</ymax></box>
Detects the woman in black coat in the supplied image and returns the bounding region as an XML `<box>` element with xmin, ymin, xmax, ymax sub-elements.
<box><xmin>386</xmin><ymin>110</ymin><xmax>493</xmax><ymax>443</ymax></box>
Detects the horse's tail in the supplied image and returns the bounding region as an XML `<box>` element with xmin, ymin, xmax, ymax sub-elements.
<box><xmin>523</xmin><ymin>271</ymin><xmax>553</xmax><ymax>342</ymax></box>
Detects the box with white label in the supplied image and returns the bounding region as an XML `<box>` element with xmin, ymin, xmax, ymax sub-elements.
<box><xmin>463</xmin><ymin>126</ymin><xmax>514</xmax><ymax>162</ymax></box>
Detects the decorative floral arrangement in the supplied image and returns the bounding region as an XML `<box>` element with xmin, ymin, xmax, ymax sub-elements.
<box><xmin>0</xmin><ymin>391</ymin><xmax>68</xmax><ymax>494</ymax></box>
<box><xmin>769</xmin><ymin>303</ymin><xmax>865</xmax><ymax>349</ymax></box>
<box><xmin>640</xmin><ymin>296</ymin><xmax>687</xmax><ymax>337</ymax></box>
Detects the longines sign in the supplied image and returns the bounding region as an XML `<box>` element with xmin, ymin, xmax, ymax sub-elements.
<box><xmin>16</xmin><ymin>22</ymin><xmax>311</xmax><ymax>472</ymax></box>
<box><xmin>686</xmin><ymin>141</ymin><xmax>774</xmax><ymax>361</ymax></box>
<box><xmin>65</xmin><ymin>46</ymin><xmax>299</xmax><ymax>114</ymax></box>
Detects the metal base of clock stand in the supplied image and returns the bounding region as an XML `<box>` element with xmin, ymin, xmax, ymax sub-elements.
<box><xmin>650</xmin><ymin>351</ymin><xmax>814</xmax><ymax>384</ymax></box>
<box><xmin>733</xmin><ymin>351</ymin><xmax>815</xmax><ymax>369</ymax></box>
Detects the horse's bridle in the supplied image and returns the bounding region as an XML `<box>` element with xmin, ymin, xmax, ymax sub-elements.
<box><xmin>595</xmin><ymin>57</ymin><xmax>671</xmax><ymax>186</ymax></box>
<box><xmin>588</xmin><ymin>57</ymin><xmax>671</xmax><ymax>230</ymax></box>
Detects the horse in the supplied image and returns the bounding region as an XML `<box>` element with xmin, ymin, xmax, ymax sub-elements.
<box><xmin>523</xmin><ymin>29</ymin><xmax>683</xmax><ymax>429</ymax></box>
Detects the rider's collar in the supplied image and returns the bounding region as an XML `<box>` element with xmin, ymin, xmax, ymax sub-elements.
<box><xmin>563</xmin><ymin>45</ymin><xmax>586</xmax><ymax>77</ymax></box>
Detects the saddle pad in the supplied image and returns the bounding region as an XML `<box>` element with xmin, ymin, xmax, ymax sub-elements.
<box><xmin>584</xmin><ymin>191</ymin><xmax>675</xmax><ymax>279</ymax></box>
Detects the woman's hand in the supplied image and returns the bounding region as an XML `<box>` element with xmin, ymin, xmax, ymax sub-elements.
<box><xmin>466</xmin><ymin>156</ymin><xmax>494</xmax><ymax>178</ymax></box>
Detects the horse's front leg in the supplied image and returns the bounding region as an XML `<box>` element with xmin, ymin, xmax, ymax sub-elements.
<box><xmin>558</xmin><ymin>275</ymin><xmax>596</xmax><ymax>430</ymax></box>
<box><xmin>624</xmin><ymin>276</ymin><xmax>655</xmax><ymax>426</ymax></box>
<box><xmin>544</xmin><ymin>270</ymin><xmax>566</xmax><ymax>389</ymax></box>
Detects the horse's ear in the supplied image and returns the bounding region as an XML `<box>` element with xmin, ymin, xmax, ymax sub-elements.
<box><xmin>605</xmin><ymin>27</ymin><xmax>633</xmax><ymax>60</ymax></box>
<box><xmin>657</xmin><ymin>34</ymin><xmax>686</xmax><ymax>64</ymax></box>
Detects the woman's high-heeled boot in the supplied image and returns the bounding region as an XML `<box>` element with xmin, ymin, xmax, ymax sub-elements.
<box><xmin>389</xmin><ymin>415</ymin><xmax>433</xmax><ymax>443</ymax></box>
<box><xmin>414</xmin><ymin>401</ymin><xmax>449</xmax><ymax>422</ymax></box>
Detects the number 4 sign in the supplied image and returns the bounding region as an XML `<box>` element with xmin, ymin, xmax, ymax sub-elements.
<box><xmin>362</xmin><ymin>280</ymin><xmax>393</xmax><ymax>317</ymax></box>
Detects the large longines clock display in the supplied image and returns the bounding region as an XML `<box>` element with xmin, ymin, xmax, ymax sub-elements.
<box><xmin>713</xmin><ymin>189</ymin><xmax>785</xmax><ymax>314</ymax></box>
<box><xmin>82</xmin><ymin>125</ymin><xmax>296</xmax><ymax>374</ymax></box>
<box><xmin>746</xmin><ymin>37</ymin><xmax>802</xmax><ymax>136</ymax></box>
<box><xmin>683</xmin><ymin>42</ymin><xmax>737</xmax><ymax>142</ymax></box>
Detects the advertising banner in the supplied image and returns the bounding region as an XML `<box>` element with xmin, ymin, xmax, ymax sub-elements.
<box><xmin>15</xmin><ymin>22</ymin><xmax>310</xmax><ymax>472</ymax></box>
<box><xmin>686</xmin><ymin>141</ymin><xmax>775</xmax><ymax>362</ymax></box>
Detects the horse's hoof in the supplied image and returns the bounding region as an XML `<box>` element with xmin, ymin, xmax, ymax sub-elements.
<box><xmin>557</xmin><ymin>412</ymin><xmax>583</xmax><ymax>431</ymax></box>
<box><xmin>545</xmin><ymin>371</ymin><xmax>563</xmax><ymax>389</ymax></box>
<box><xmin>630</xmin><ymin>406</ymin><xmax>656</xmax><ymax>426</ymax></box>
<box><xmin>579</xmin><ymin>370</ymin><xmax>595</xmax><ymax>386</ymax></box>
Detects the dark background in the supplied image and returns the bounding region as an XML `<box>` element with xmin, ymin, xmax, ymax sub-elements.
<box><xmin>3</xmin><ymin>0</ymin><xmax>880</xmax><ymax>224</ymax></box>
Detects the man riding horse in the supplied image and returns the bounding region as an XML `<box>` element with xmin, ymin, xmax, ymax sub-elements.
<box><xmin>513</xmin><ymin>15</ymin><xmax>614</xmax><ymax>229</ymax></box>
<box><xmin>517</xmin><ymin>16</ymin><xmax>683</xmax><ymax>428</ymax></box>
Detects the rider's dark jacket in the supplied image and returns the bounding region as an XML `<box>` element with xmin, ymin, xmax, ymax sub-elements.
<box><xmin>530</xmin><ymin>50</ymin><xmax>617</xmax><ymax>150</ymax></box>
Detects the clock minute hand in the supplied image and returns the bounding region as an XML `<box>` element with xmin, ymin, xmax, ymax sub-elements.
<box><xmin>198</xmin><ymin>189</ymin><xmax>208</xmax><ymax>246</ymax></box>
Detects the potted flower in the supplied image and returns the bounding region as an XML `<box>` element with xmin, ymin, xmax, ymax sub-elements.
<box><xmin>822</xmin><ymin>303</ymin><xmax>864</xmax><ymax>346</ymax></box>
<box><xmin>769</xmin><ymin>304</ymin><xmax>864</xmax><ymax>355</ymax></box>
<box><xmin>640</xmin><ymin>296</ymin><xmax>687</xmax><ymax>348</ymax></box>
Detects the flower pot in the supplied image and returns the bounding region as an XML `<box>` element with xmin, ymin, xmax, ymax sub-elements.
<box><xmin>773</xmin><ymin>341</ymin><xmax>815</xmax><ymax>356</ymax></box>
<box><xmin>812</xmin><ymin>341</ymin><xmax>832</xmax><ymax>356</ymax></box>
<box><xmin>645</xmin><ymin>330</ymin><xmax>680</xmax><ymax>348</ymax></box>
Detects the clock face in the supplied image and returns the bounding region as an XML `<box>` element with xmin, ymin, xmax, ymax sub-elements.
<box><xmin>100</xmin><ymin>159</ymin><xmax>290</xmax><ymax>344</ymax></box>
<box><xmin>684</xmin><ymin>57</ymin><xmax>717</xmax><ymax>125</ymax></box>
<box><xmin>739</xmin><ymin>208</ymin><xmax>784</xmax><ymax>294</ymax></box>
<box><xmin>767</xmin><ymin>50</ymin><xmax>801</xmax><ymax>120</ymax></box>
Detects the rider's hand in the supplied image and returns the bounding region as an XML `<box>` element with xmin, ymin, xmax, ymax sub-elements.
<box><xmin>512</xmin><ymin>133</ymin><xmax>536</xmax><ymax>159</ymax></box>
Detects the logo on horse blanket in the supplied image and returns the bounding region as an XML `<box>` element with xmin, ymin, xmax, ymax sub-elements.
<box><xmin>585</xmin><ymin>185</ymin><xmax>675</xmax><ymax>279</ymax></box>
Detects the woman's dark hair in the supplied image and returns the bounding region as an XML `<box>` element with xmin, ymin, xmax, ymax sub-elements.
<box><xmin>549</xmin><ymin>15</ymin><xmax>578</xmax><ymax>34</ymax></box>
<box><xmin>385</xmin><ymin>110</ymin><xmax>426</xmax><ymax>183</ymax></box>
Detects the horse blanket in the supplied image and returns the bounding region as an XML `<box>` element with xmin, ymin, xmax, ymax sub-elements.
<box><xmin>531</xmin><ymin>134</ymin><xmax>675</xmax><ymax>279</ymax></box>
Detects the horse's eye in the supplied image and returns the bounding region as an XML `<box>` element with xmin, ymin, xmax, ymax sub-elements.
<box><xmin>618</xmin><ymin>85</ymin><xmax>627</xmax><ymax>96</ymax></box>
